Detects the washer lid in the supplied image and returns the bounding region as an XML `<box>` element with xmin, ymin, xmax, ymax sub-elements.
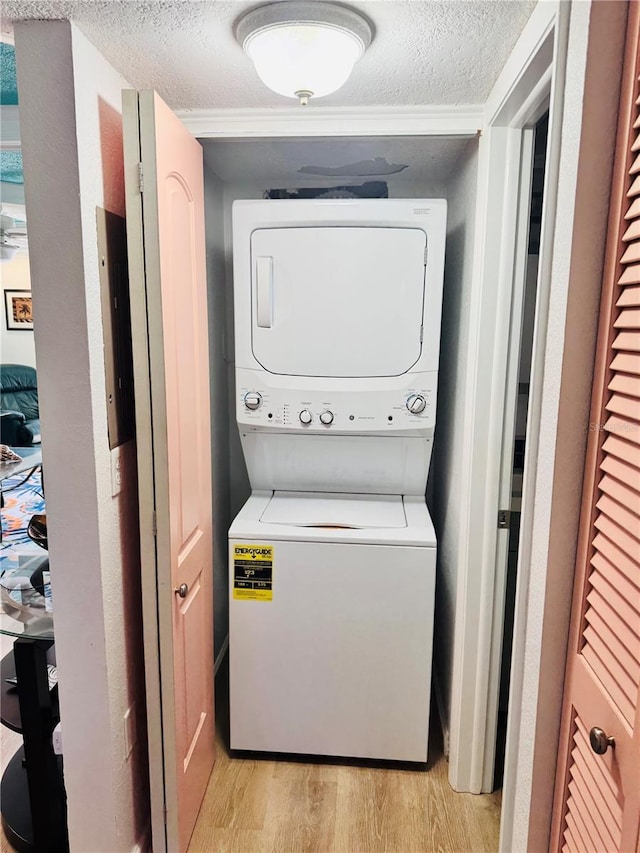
<box><xmin>260</xmin><ymin>491</ymin><xmax>407</xmax><ymax>529</ymax></box>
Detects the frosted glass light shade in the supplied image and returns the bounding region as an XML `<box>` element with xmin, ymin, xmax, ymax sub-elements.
<box><xmin>236</xmin><ymin>2</ymin><xmax>372</xmax><ymax>104</ymax></box>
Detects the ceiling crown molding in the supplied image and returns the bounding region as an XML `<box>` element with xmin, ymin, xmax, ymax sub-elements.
<box><xmin>175</xmin><ymin>105</ymin><xmax>484</xmax><ymax>139</ymax></box>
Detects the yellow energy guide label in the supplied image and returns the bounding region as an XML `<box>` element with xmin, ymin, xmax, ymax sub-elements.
<box><xmin>233</xmin><ymin>544</ymin><xmax>273</xmax><ymax>601</ymax></box>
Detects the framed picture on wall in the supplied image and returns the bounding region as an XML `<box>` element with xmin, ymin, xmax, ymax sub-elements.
<box><xmin>4</xmin><ymin>290</ymin><xmax>33</xmax><ymax>330</ymax></box>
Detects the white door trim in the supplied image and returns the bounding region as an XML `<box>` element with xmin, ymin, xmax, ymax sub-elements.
<box><xmin>176</xmin><ymin>104</ymin><xmax>484</xmax><ymax>138</ymax></box>
<box><xmin>483</xmin><ymin>124</ymin><xmax>535</xmax><ymax>792</ymax></box>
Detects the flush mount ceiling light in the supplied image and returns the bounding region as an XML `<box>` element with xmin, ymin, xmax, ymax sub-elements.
<box><xmin>236</xmin><ymin>1</ymin><xmax>373</xmax><ymax>106</ymax></box>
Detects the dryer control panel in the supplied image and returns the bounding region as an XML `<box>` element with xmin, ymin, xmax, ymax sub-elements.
<box><xmin>236</xmin><ymin>371</ymin><xmax>438</xmax><ymax>435</ymax></box>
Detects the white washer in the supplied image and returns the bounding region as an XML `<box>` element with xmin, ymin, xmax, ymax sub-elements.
<box><xmin>229</xmin><ymin>199</ymin><xmax>447</xmax><ymax>763</ymax></box>
<box><xmin>229</xmin><ymin>492</ymin><xmax>436</xmax><ymax>762</ymax></box>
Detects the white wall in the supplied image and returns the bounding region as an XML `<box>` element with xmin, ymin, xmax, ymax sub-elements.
<box><xmin>14</xmin><ymin>20</ymin><xmax>149</xmax><ymax>853</ymax></box>
<box><xmin>1</xmin><ymin>252</ymin><xmax>36</xmax><ymax>367</ymax></box>
<box><xmin>430</xmin><ymin>139</ymin><xmax>479</xmax><ymax>752</ymax></box>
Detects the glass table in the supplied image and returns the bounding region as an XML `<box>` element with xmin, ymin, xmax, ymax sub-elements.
<box><xmin>0</xmin><ymin>447</ymin><xmax>43</xmax><ymax>546</ymax></box>
<box><xmin>1</xmin><ymin>606</ymin><xmax>68</xmax><ymax>852</ymax></box>
<box><xmin>0</xmin><ymin>447</ymin><xmax>43</xmax><ymax>486</ymax></box>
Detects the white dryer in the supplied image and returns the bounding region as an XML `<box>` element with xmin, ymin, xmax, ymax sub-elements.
<box><xmin>229</xmin><ymin>199</ymin><xmax>447</xmax><ymax>763</ymax></box>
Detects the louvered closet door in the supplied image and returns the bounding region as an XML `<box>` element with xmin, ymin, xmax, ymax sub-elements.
<box><xmin>550</xmin><ymin>5</ymin><xmax>640</xmax><ymax>853</ymax></box>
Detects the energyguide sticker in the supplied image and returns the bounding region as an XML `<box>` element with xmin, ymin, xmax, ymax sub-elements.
<box><xmin>233</xmin><ymin>544</ymin><xmax>273</xmax><ymax>601</ymax></box>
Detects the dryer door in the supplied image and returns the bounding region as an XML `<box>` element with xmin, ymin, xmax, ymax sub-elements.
<box><xmin>250</xmin><ymin>226</ymin><xmax>426</xmax><ymax>377</ymax></box>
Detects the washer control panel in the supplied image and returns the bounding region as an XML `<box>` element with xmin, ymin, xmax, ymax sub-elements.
<box><xmin>237</xmin><ymin>374</ymin><xmax>437</xmax><ymax>433</ymax></box>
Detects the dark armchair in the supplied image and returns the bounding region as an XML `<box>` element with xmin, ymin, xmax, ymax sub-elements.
<box><xmin>0</xmin><ymin>363</ymin><xmax>41</xmax><ymax>446</ymax></box>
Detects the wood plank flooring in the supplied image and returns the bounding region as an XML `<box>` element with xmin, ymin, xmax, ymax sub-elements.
<box><xmin>189</xmin><ymin>662</ymin><xmax>502</xmax><ymax>853</ymax></box>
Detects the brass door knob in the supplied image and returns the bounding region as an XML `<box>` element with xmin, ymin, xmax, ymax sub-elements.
<box><xmin>589</xmin><ymin>727</ymin><xmax>615</xmax><ymax>755</ymax></box>
<box><xmin>174</xmin><ymin>583</ymin><xmax>188</xmax><ymax>599</ymax></box>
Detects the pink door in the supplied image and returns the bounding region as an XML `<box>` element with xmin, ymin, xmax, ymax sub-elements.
<box><xmin>123</xmin><ymin>90</ymin><xmax>215</xmax><ymax>853</ymax></box>
<box><xmin>550</xmin><ymin>6</ymin><xmax>640</xmax><ymax>851</ymax></box>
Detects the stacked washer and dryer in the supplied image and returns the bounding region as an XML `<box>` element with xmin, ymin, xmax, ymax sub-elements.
<box><xmin>228</xmin><ymin>199</ymin><xmax>446</xmax><ymax>763</ymax></box>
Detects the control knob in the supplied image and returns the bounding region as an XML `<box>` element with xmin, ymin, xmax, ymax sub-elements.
<box><xmin>299</xmin><ymin>409</ymin><xmax>313</xmax><ymax>425</ymax></box>
<box><xmin>244</xmin><ymin>392</ymin><xmax>262</xmax><ymax>411</ymax></box>
<box><xmin>320</xmin><ymin>410</ymin><xmax>334</xmax><ymax>425</ymax></box>
<box><xmin>406</xmin><ymin>394</ymin><xmax>426</xmax><ymax>414</ymax></box>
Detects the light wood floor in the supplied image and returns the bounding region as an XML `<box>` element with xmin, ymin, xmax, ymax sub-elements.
<box><xmin>188</xmin><ymin>663</ymin><xmax>502</xmax><ymax>853</ymax></box>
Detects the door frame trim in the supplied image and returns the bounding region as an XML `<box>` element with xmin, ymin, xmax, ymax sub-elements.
<box><xmin>444</xmin><ymin>0</ymin><xmax>560</xmax><ymax>799</ymax></box>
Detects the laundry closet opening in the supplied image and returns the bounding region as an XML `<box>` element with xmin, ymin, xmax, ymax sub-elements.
<box><xmin>199</xmin><ymin>132</ymin><xmax>499</xmax><ymax>766</ymax></box>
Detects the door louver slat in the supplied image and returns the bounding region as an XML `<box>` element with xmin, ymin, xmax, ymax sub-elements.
<box><xmin>591</xmin><ymin>520</ymin><xmax>640</xmax><ymax>590</ymax></box>
<box><xmin>617</xmin><ymin>261</ymin><xmax>640</xmax><ymax>283</ymax></box>
<box><xmin>567</xmin><ymin>778</ymin><xmax>616</xmax><ymax>853</ymax></box>
<box><xmin>581</xmin><ymin>642</ymin><xmax>636</xmax><ymax>724</ymax></box>
<box><xmin>616</xmin><ymin>284</ymin><xmax>640</xmax><ymax>305</ymax></box>
<box><xmin>613</xmin><ymin>306</ymin><xmax>640</xmax><ymax>326</ymax></box>
<box><xmin>622</xmin><ymin>218</ymin><xmax>640</xmax><ymax>240</ymax></box>
<box><xmin>565</xmin><ymin>812</ymin><xmax>595</xmax><ymax>853</ymax></box>
<box><xmin>619</xmin><ymin>240</ymin><xmax>640</xmax><ymax>262</ymax></box>
<box><xmin>604</xmin><ymin>390</ymin><xmax>640</xmax><ymax>417</ymax></box>
<box><xmin>584</xmin><ymin>607</ymin><xmax>640</xmax><ymax>684</ymax></box>
<box><xmin>601</xmin><ymin>432</ymin><xmax>640</xmax><ymax>466</ymax></box>
<box><xmin>611</xmin><ymin>330</ymin><xmax>640</xmax><ymax>351</ymax></box>
<box><xmin>592</xmin><ymin>531</ymin><xmax>640</xmax><ymax>591</ymax></box>
<box><xmin>585</xmin><ymin>584</ymin><xmax>639</xmax><ymax>668</ymax></box>
<box><xmin>624</xmin><ymin>196</ymin><xmax>640</xmax><ymax>216</ymax></box>
<box><xmin>583</xmin><ymin>626</ymin><xmax>637</xmax><ymax>705</ymax></box>
<box><xmin>569</xmin><ymin>763</ymin><xmax>619</xmax><ymax>851</ymax></box>
<box><xmin>598</xmin><ymin>472</ymin><xmax>640</xmax><ymax>514</ymax></box>
<box><xmin>583</xmin><ymin>596</ymin><xmax>639</xmax><ymax>726</ymax></box>
<box><xmin>604</xmin><ymin>415</ymin><xmax>640</xmax><ymax>445</ymax></box>
<box><xmin>596</xmin><ymin>493</ymin><xmax>640</xmax><ymax>540</ymax></box>
<box><xmin>607</xmin><ymin>372</ymin><xmax>640</xmax><ymax>397</ymax></box>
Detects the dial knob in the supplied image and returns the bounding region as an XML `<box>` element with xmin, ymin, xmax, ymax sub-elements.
<box><xmin>299</xmin><ymin>409</ymin><xmax>313</xmax><ymax>425</ymax></box>
<box><xmin>320</xmin><ymin>410</ymin><xmax>334</xmax><ymax>425</ymax></box>
<box><xmin>406</xmin><ymin>394</ymin><xmax>426</xmax><ymax>414</ymax></box>
<box><xmin>244</xmin><ymin>392</ymin><xmax>262</xmax><ymax>411</ymax></box>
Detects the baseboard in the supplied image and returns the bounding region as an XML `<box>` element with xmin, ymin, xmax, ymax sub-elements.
<box><xmin>214</xmin><ymin>634</ymin><xmax>229</xmax><ymax>676</ymax></box>
<box><xmin>433</xmin><ymin>667</ymin><xmax>450</xmax><ymax>758</ymax></box>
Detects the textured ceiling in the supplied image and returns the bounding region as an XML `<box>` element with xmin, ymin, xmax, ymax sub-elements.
<box><xmin>1</xmin><ymin>1</ymin><xmax>537</xmax><ymax>110</ymax></box>
<box><xmin>202</xmin><ymin>135</ymin><xmax>473</xmax><ymax>185</ymax></box>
